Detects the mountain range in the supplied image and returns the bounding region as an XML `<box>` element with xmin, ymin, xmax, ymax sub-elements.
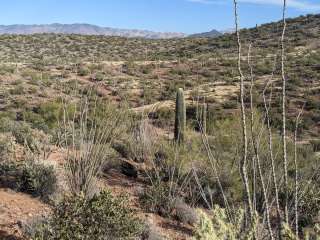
<box><xmin>0</xmin><ymin>23</ymin><xmax>221</xmax><ymax>39</ymax></box>
<box><xmin>189</xmin><ymin>29</ymin><xmax>222</xmax><ymax>38</ymax></box>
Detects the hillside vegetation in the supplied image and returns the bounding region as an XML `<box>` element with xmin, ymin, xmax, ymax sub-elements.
<box><xmin>0</xmin><ymin>13</ymin><xmax>319</xmax><ymax>240</ymax></box>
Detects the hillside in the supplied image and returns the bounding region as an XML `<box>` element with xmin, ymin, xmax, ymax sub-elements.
<box><xmin>0</xmin><ymin>14</ymin><xmax>319</xmax><ymax>135</ymax></box>
<box><xmin>0</xmin><ymin>13</ymin><xmax>320</xmax><ymax>240</ymax></box>
<box><xmin>189</xmin><ymin>29</ymin><xmax>222</xmax><ymax>38</ymax></box>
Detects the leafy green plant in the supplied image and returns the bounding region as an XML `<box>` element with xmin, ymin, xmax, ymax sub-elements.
<box><xmin>29</xmin><ymin>190</ymin><xmax>143</xmax><ymax>240</ymax></box>
<box><xmin>193</xmin><ymin>206</ymin><xmax>257</xmax><ymax>240</ymax></box>
<box><xmin>0</xmin><ymin>161</ymin><xmax>57</xmax><ymax>200</ymax></box>
<box><xmin>18</xmin><ymin>162</ymin><xmax>57</xmax><ymax>200</ymax></box>
<box><xmin>77</xmin><ymin>66</ymin><xmax>90</xmax><ymax>76</ymax></box>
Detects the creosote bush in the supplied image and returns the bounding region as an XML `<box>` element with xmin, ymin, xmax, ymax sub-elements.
<box><xmin>0</xmin><ymin>161</ymin><xmax>57</xmax><ymax>201</ymax></box>
<box><xmin>19</xmin><ymin>162</ymin><xmax>57</xmax><ymax>200</ymax></box>
<box><xmin>28</xmin><ymin>190</ymin><xmax>143</xmax><ymax>240</ymax></box>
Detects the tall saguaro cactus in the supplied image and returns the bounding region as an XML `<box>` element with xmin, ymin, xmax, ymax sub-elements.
<box><xmin>174</xmin><ymin>88</ymin><xmax>186</xmax><ymax>144</ymax></box>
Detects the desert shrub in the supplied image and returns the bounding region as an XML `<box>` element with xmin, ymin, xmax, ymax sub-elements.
<box><xmin>150</xmin><ymin>107</ymin><xmax>175</xmax><ymax>128</ymax></box>
<box><xmin>141</xmin><ymin>132</ymin><xmax>241</xmax><ymax>209</ymax></box>
<box><xmin>0</xmin><ymin>133</ymin><xmax>15</xmax><ymax>161</ymax></box>
<box><xmin>281</xmin><ymin>223</ymin><xmax>320</xmax><ymax>240</ymax></box>
<box><xmin>34</xmin><ymin>100</ymin><xmax>67</xmax><ymax>130</ymax></box>
<box><xmin>139</xmin><ymin>181</ymin><xmax>177</xmax><ymax>217</ymax></box>
<box><xmin>61</xmin><ymin>96</ymin><xmax>129</xmax><ymax>197</ymax></box>
<box><xmin>18</xmin><ymin>162</ymin><xmax>57</xmax><ymax>200</ymax></box>
<box><xmin>9</xmin><ymin>85</ymin><xmax>25</xmax><ymax>95</ymax></box>
<box><xmin>122</xmin><ymin>61</ymin><xmax>138</xmax><ymax>75</ymax></box>
<box><xmin>140</xmin><ymin>64</ymin><xmax>154</xmax><ymax>74</ymax></box>
<box><xmin>174</xmin><ymin>198</ymin><xmax>199</xmax><ymax>225</ymax></box>
<box><xmin>77</xmin><ymin>66</ymin><xmax>90</xmax><ymax>76</ymax></box>
<box><xmin>190</xmin><ymin>169</ymin><xmax>242</xmax><ymax>208</ymax></box>
<box><xmin>0</xmin><ymin>161</ymin><xmax>56</xmax><ymax>200</ymax></box>
<box><xmin>170</xmin><ymin>64</ymin><xmax>191</xmax><ymax>76</ymax></box>
<box><xmin>141</xmin><ymin>220</ymin><xmax>166</xmax><ymax>240</ymax></box>
<box><xmin>22</xmin><ymin>111</ymin><xmax>48</xmax><ymax>132</ymax></box>
<box><xmin>127</xmin><ymin>119</ymin><xmax>158</xmax><ymax>163</ymax></box>
<box><xmin>11</xmin><ymin>122</ymin><xmax>38</xmax><ymax>151</ymax></box>
<box><xmin>0</xmin><ymin>161</ymin><xmax>21</xmax><ymax>188</ymax></box>
<box><xmin>0</xmin><ymin>120</ymin><xmax>39</xmax><ymax>152</ymax></box>
<box><xmin>21</xmin><ymin>216</ymin><xmax>50</xmax><ymax>239</ymax></box>
<box><xmin>91</xmin><ymin>72</ymin><xmax>105</xmax><ymax>81</ymax></box>
<box><xmin>112</xmin><ymin>140</ymin><xmax>132</xmax><ymax>159</ymax></box>
<box><xmin>222</xmin><ymin>100</ymin><xmax>238</xmax><ymax>109</ymax></box>
<box><xmin>0</xmin><ymin>64</ymin><xmax>16</xmax><ymax>74</ymax></box>
<box><xmin>0</xmin><ymin>111</ymin><xmax>16</xmax><ymax>122</ymax></box>
<box><xmin>29</xmin><ymin>190</ymin><xmax>143</xmax><ymax>240</ymax></box>
<box><xmin>193</xmin><ymin>206</ymin><xmax>257</xmax><ymax>240</ymax></box>
<box><xmin>310</xmin><ymin>140</ymin><xmax>320</xmax><ymax>152</ymax></box>
<box><xmin>291</xmin><ymin>181</ymin><xmax>320</xmax><ymax>229</ymax></box>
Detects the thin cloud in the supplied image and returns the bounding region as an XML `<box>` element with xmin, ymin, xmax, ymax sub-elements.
<box><xmin>186</xmin><ymin>0</ymin><xmax>320</xmax><ymax>11</ymax></box>
<box><xmin>186</xmin><ymin>0</ymin><xmax>225</xmax><ymax>4</ymax></box>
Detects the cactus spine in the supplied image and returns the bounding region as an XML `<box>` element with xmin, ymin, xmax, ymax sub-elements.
<box><xmin>174</xmin><ymin>88</ymin><xmax>186</xmax><ymax>144</ymax></box>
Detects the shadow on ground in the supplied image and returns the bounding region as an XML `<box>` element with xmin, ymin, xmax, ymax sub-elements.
<box><xmin>0</xmin><ymin>230</ymin><xmax>23</xmax><ymax>240</ymax></box>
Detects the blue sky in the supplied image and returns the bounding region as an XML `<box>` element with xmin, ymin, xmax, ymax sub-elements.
<box><xmin>0</xmin><ymin>0</ymin><xmax>319</xmax><ymax>34</ymax></box>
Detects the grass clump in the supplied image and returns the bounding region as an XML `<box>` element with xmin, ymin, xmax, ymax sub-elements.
<box><xmin>139</xmin><ymin>181</ymin><xmax>176</xmax><ymax>217</ymax></box>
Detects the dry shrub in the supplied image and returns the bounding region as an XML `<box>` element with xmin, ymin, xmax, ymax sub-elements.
<box><xmin>60</xmin><ymin>90</ymin><xmax>129</xmax><ymax>198</ymax></box>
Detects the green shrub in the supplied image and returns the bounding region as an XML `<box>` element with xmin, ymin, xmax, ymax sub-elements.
<box><xmin>11</xmin><ymin>122</ymin><xmax>38</xmax><ymax>151</ymax></box>
<box><xmin>0</xmin><ymin>119</ymin><xmax>37</xmax><ymax>149</ymax></box>
<box><xmin>18</xmin><ymin>162</ymin><xmax>57</xmax><ymax>200</ymax></box>
<box><xmin>139</xmin><ymin>181</ymin><xmax>176</xmax><ymax>217</ymax></box>
<box><xmin>91</xmin><ymin>72</ymin><xmax>105</xmax><ymax>81</ymax></box>
<box><xmin>77</xmin><ymin>66</ymin><xmax>90</xmax><ymax>76</ymax></box>
<box><xmin>0</xmin><ymin>133</ymin><xmax>15</xmax><ymax>161</ymax></box>
<box><xmin>0</xmin><ymin>161</ymin><xmax>56</xmax><ymax>200</ymax></box>
<box><xmin>0</xmin><ymin>161</ymin><xmax>21</xmax><ymax>188</ymax></box>
<box><xmin>193</xmin><ymin>206</ymin><xmax>257</xmax><ymax>240</ymax></box>
<box><xmin>30</xmin><ymin>190</ymin><xmax>143</xmax><ymax>240</ymax></box>
<box><xmin>10</xmin><ymin>85</ymin><xmax>25</xmax><ymax>95</ymax></box>
<box><xmin>310</xmin><ymin>140</ymin><xmax>320</xmax><ymax>152</ymax></box>
<box><xmin>150</xmin><ymin>107</ymin><xmax>175</xmax><ymax>128</ymax></box>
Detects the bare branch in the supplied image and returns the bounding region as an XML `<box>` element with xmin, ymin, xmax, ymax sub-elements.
<box><xmin>233</xmin><ymin>0</ymin><xmax>253</xmax><ymax>220</ymax></box>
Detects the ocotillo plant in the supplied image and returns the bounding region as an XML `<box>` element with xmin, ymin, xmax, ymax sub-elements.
<box><xmin>200</xmin><ymin>103</ymin><xmax>207</xmax><ymax>134</ymax></box>
<box><xmin>174</xmin><ymin>88</ymin><xmax>186</xmax><ymax>144</ymax></box>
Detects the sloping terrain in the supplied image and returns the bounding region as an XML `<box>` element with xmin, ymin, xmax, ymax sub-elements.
<box><xmin>0</xmin><ymin>13</ymin><xmax>320</xmax><ymax>240</ymax></box>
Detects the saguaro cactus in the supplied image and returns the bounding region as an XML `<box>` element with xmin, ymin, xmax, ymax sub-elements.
<box><xmin>174</xmin><ymin>88</ymin><xmax>186</xmax><ymax>144</ymax></box>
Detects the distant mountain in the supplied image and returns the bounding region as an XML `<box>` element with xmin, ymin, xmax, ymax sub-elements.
<box><xmin>0</xmin><ymin>23</ymin><xmax>186</xmax><ymax>39</ymax></box>
<box><xmin>189</xmin><ymin>29</ymin><xmax>222</xmax><ymax>38</ymax></box>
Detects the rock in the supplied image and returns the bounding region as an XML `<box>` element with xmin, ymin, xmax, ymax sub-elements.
<box><xmin>121</xmin><ymin>161</ymin><xmax>138</xmax><ymax>178</ymax></box>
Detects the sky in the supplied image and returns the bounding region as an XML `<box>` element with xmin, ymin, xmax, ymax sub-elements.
<box><xmin>0</xmin><ymin>0</ymin><xmax>319</xmax><ymax>34</ymax></box>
